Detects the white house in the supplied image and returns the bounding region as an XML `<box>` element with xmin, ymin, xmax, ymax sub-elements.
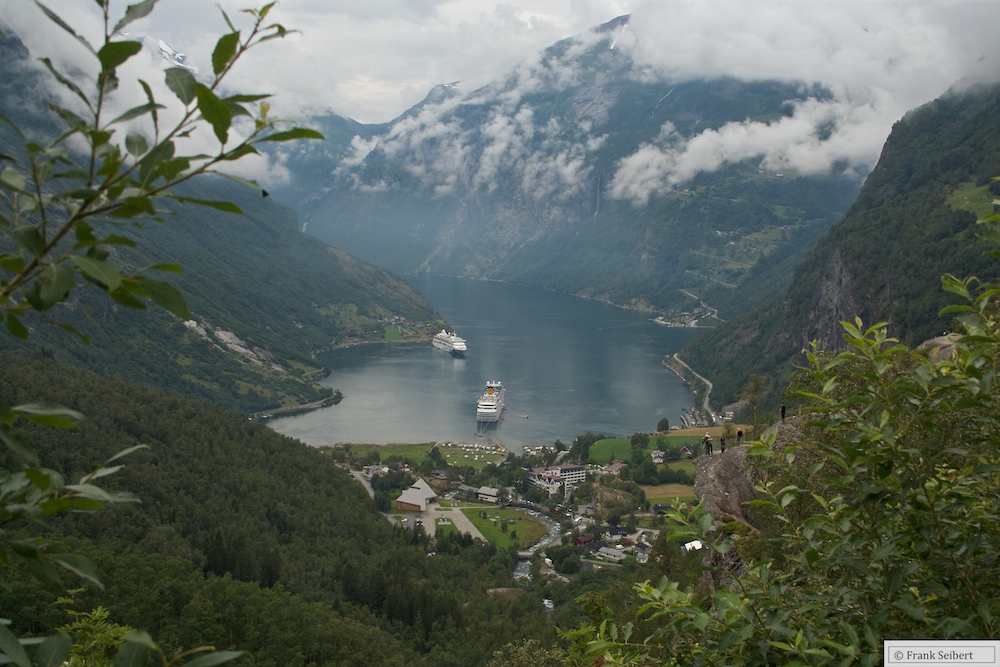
<box><xmin>529</xmin><ymin>464</ymin><xmax>587</xmax><ymax>494</ymax></box>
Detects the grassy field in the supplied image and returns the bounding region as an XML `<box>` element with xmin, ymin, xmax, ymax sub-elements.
<box><xmin>947</xmin><ymin>181</ymin><xmax>997</xmax><ymax>220</ymax></box>
<box><xmin>461</xmin><ymin>507</ymin><xmax>549</xmax><ymax>550</ymax></box>
<box><xmin>434</xmin><ymin>518</ymin><xmax>459</xmax><ymax>538</ymax></box>
<box><xmin>347</xmin><ymin>442</ymin><xmax>507</xmax><ymax>470</ymax></box>
<box><xmin>383</xmin><ymin>324</ymin><xmax>405</xmax><ymax>341</ymax></box>
<box><xmin>349</xmin><ymin>442</ymin><xmax>437</xmax><ymax>464</ymax></box>
<box><xmin>589</xmin><ymin>430</ymin><xmax>743</xmax><ymax>464</ymax></box>
<box><xmin>640</xmin><ymin>483</ymin><xmax>696</xmax><ymax>502</ymax></box>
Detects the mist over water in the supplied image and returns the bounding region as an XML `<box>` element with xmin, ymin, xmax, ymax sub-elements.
<box><xmin>269</xmin><ymin>276</ymin><xmax>704</xmax><ymax>453</ymax></box>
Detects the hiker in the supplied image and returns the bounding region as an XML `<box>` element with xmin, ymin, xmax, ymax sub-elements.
<box><xmin>703</xmin><ymin>433</ymin><xmax>712</xmax><ymax>455</ymax></box>
<box><xmin>720</xmin><ymin>434</ymin><xmax>726</xmax><ymax>454</ymax></box>
<box><xmin>737</xmin><ymin>428</ymin><xmax>743</xmax><ymax>447</ymax></box>
<box><xmin>780</xmin><ymin>402</ymin><xmax>786</xmax><ymax>423</ymax></box>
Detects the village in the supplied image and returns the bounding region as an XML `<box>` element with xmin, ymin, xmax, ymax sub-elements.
<box><xmin>340</xmin><ymin>433</ymin><xmax>715</xmax><ymax>576</ymax></box>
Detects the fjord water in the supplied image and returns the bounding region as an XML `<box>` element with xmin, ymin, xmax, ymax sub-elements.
<box><xmin>269</xmin><ymin>276</ymin><xmax>703</xmax><ymax>453</ymax></box>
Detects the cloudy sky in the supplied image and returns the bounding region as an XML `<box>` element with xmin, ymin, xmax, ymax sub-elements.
<box><xmin>2</xmin><ymin>0</ymin><xmax>998</xmax><ymax>195</ymax></box>
<box><xmin>3</xmin><ymin>0</ymin><xmax>995</xmax><ymax>124</ymax></box>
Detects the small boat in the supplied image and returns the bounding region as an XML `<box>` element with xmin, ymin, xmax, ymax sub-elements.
<box><xmin>522</xmin><ymin>414</ymin><xmax>529</xmax><ymax>419</ymax></box>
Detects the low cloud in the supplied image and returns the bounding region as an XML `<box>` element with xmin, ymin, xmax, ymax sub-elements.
<box><xmin>605</xmin><ymin>0</ymin><xmax>1000</xmax><ymax>205</ymax></box>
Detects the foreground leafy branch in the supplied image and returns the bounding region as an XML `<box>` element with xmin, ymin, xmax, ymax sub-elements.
<box><xmin>571</xmin><ymin>214</ymin><xmax>1000</xmax><ymax>666</ymax></box>
<box><xmin>0</xmin><ymin>1</ymin><xmax>320</xmax><ymax>664</ymax></box>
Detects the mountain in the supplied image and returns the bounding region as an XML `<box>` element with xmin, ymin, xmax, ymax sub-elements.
<box><xmin>679</xmin><ymin>81</ymin><xmax>1000</xmax><ymax>410</ymax></box>
<box><xmin>0</xmin><ymin>29</ymin><xmax>443</xmax><ymax>413</ymax></box>
<box><xmin>273</xmin><ymin>15</ymin><xmax>863</xmax><ymax>319</ymax></box>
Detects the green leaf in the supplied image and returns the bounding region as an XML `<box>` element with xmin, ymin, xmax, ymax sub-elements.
<box><xmin>1</xmin><ymin>166</ymin><xmax>26</xmax><ymax>192</ymax></box>
<box><xmin>130</xmin><ymin>275</ymin><xmax>190</xmax><ymax>320</ymax></box>
<box><xmin>0</xmin><ymin>622</ymin><xmax>32</xmax><ymax>667</ymax></box>
<box><xmin>110</xmin><ymin>196</ymin><xmax>157</xmax><ymax>219</ymax></box>
<box><xmin>138</xmin><ymin>140</ymin><xmax>176</xmax><ymax>187</ymax></box>
<box><xmin>49</xmin><ymin>102</ymin><xmax>87</xmax><ymax>132</ymax></box>
<box><xmin>110</xmin><ymin>102</ymin><xmax>166</xmax><ymax>127</ymax></box>
<box><xmin>52</xmin><ymin>553</ymin><xmax>104</xmax><ymax>588</ymax></box>
<box><xmin>183</xmin><ymin>651</ymin><xmax>245</xmax><ymax>667</ymax></box>
<box><xmin>125</xmin><ymin>132</ymin><xmax>148</xmax><ymax>156</ymax></box>
<box><xmin>212</xmin><ymin>32</ymin><xmax>240</xmax><ymax>76</ymax></box>
<box><xmin>164</xmin><ymin>67</ymin><xmax>197</xmax><ymax>105</ymax></box>
<box><xmin>97</xmin><ymin>40</ymin><xmax>143</xmax><ymax>72</ymax></box>
<box><xmin>71</xmin><ymin>255</ymin><xmax>122</xmax><ymax>291</ymax></box>
<box><xmin>147</xmin><ymin>263</ymin><xmax>182</xmax><ymax>275</ymax></box>
<box><xmin>212</xmin><ymin>171</ymin><xmax>263</xmax><ymax>193</ymax></box>
<box><xmin>26</xmin><ymin>557</ymin><xmax>64</xmax><ymax>589</ymax></box>
<box><xmin>114</xmin><ymin>639</ymin><xmax>153</xmax><ymax>667</ymax></box>
<box><xmin>112</xmin><ymin>0</ymin><xmax>159</xmax><ymax>34</ymax></box>
<box><xmin>13</xmin><ymin>226</ymin><xmax>45</xmax><ymax>258</ymax></box>
<box><xmin>256</xmin><ymin>127</ymin><xmax>325</xmax><ymax>143</ymax></box>
<box><xmin>37</xmin><ymin>263</ymin><xmax>76</xmax><ymax>309</ymax></box>
<box><xmin>223</xmin><ymin>93</ymin><xmax>271</xmax><ymax>103</ymax></box>
<box><xmin>38</xmin><ymin>58</ymin><xmax>94</xmax><ymax>114</ymax></box>
<box><xmin>157</xmin><ymin>156</ymin><xmax>191</xmax><ymax>181</ymax></box>
<box><xmin>106</xmin><ymin>443</ymin><xmax>150</xmax><ymax>463</ymax></box>
<box><xmin>139</xmin><ymin>80</ymin><xmax>160</xmax><ymax>134</ymax></box>
<box><xmin>15</xmin><ymin>402</ymin><xmax>85</xmax><ymax>424</ymax></box>
<box><xmin>892</xmin><ymin>597</ymin><xmax>927</xmax><ymax>621</ymax></box>
<box><xmin>33</xmin><ymin>2</ymin><xmax>95</xmax><ymax>54</ymax></box>
<box><xmin>6</xmin><ymin>313</ymin><xmax>30</xmax><ymax>340</ymax></box>
<box><xmin>170</xmin><ymin>195</ymin><xmax>242</xmax><ymax>214</ymax></box>
<box><xmin>195</xmin><ymin>84</ymin><xmax>232</xmax><ymax>144</ymax></box>
<box><xmin>220</xmin><ymin>144</ymin><xmax>258</xmax><ymax>161</ymax></box>
<box><xmin>35</xmin><ymin>633</ymin><xmax>71</xmax><ymax>667</ymax></box>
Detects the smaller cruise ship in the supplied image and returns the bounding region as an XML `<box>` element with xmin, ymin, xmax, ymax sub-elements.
<box><xmin>433</xmin><ymin>329</ymin><xmax>467</xmax><ymax>356</ymax></box>
<box><xmin>476</xmin><ymin>380</ymin><xmax>505</xmax><ymax>423</ymax></box>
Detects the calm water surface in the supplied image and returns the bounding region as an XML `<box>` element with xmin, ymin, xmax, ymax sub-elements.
<box><xmin>269</xmin><ymin>276</ymin><xmax>703</xmax><ymax>453</ymax></box>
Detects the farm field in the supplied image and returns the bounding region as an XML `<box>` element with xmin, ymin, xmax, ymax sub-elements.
<box><xmin>460</xmin><ymin>507</ymin><xmax>548</xmax><ymax>549</ymax></box>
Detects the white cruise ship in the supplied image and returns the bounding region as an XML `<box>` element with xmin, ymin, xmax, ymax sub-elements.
<box><xmin>432</xmin><ymin>329</ymin><xmax>467</xmax><ymax>356</ymax></box>
<box><xmin>476</xmin><ymin>380</ymin><xmax>505</xmax><ymax>423</ymax></box>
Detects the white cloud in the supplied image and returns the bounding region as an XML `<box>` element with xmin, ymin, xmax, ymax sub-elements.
<box><xmin>603</xmin><ymin>0</ymin><xmax>1000</xmax><ymax>204</ymax></box>
<box><xmin>3</xmin><ymin>0</ymin><xmax>998</xmax><ymax>197</ymax></box>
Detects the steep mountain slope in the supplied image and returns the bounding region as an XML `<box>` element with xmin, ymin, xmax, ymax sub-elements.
<box><xmin>276</xmin><ymin>16</ymin><xmax>862</xmax><ymax>319</ymax></box>
<box><xmin>0</xmin><ymin>29</ymin><xmax>443</xmax><ymax>413</ymax></box>
<box><xmin>680</xmin><ymin>81</ymin><xmax>1000</xmax><ymax>408</ymax></box>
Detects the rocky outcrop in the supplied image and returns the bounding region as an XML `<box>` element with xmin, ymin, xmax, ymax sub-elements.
<box><xmin>693</xmin><ymin>444</ymin><xmax>758</xmax><ymax>526</ymax></box>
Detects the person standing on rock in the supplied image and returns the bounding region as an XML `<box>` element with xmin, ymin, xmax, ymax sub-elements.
<box><xmin>780</xmin><ymin>402</ymin><xmax>786</xmax><ymax>423</ymax></box>
<box><xmin>737</xmin><ymin>428</ymin><xmax>743</xmax><ymax>447</ymax></box>
<box><xmin>719</xmin><ymin>434</ymin><xmax>726</xmax><ymax>454</ymax></box>
<box><xmin>703</xmin><ymin>433</ymin><xmax>712</xmax><ymax>456</ymax></box>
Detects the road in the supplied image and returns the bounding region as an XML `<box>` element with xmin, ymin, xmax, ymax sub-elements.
<box><xmin>425</xmin><ymin>505</ymin><xmax>485</xmax><ymax>540</ymax></box>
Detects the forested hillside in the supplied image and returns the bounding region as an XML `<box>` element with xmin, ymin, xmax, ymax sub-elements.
<box><xmin>681</xmin><ymin>81</ymin><xmax>1000</xmax><ymax>410</ymax></box>
<box><xmin>0</xmin><ymin>353</ymin><xmax>563</xmax><ymax>666</ymax></box>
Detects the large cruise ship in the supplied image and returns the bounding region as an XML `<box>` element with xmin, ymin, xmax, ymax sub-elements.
<box><xmin>432</xmin><ymin>329</ymin><xmax>467</xmax><ymax>356</ymax></box>
<box><xmin>476</xmin><ymin>380</ymin><xmax>505</xmax><ymax>423</ymax></box>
